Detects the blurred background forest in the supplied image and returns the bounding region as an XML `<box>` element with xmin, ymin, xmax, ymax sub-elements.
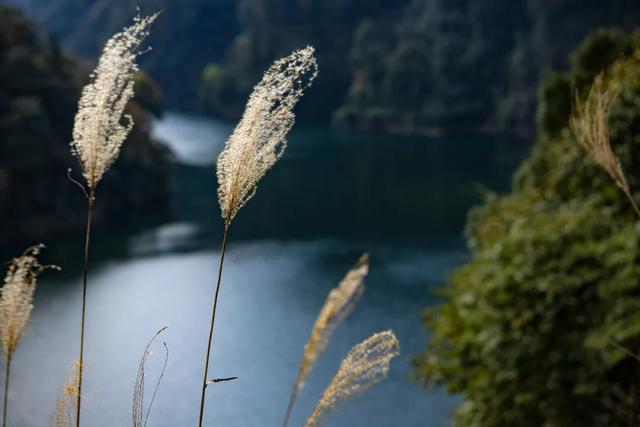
<box><xmin>3</xmin><ymin>0</ymin><xmax>640</xmax><ymax>426</ymax></box>
<box><xmin>2</xmin><ymin>0</ymin><xmax>638</xmax><ymax>131</ymax></box>
<box><xmin>2</xmin><ymin>0</ymin><xmax>640</xmax><ymax>240</ymax></box>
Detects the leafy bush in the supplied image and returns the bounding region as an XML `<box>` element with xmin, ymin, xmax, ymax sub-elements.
<box><xmin>414</xmin><ymin>29</ymin><xmax>640</xmax><ymax>426</ymax></box>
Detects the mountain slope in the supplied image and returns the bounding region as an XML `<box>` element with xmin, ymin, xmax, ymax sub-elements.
<box><xmin>8</xmin><ymin>0</ymin><xmax>640</xmax><ymax>134</ymax></box>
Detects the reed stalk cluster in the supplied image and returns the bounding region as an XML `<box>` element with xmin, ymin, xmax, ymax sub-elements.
<box><xmin>0</xmin><ymin>13</ymin><xmax>401</xmax><ymax>427</ymax></box>
<box><xmin>280</xmin><ymin>255</ymin><xmax>400</xmax><ymax>427</ymax></box>
<box><xmin>283</xmin><ymin>254</ymin><xmax>368</xmax><ymax>427</ymax></box>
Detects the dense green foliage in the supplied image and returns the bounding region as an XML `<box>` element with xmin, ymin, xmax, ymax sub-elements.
<box><xmin>0</xmin><ymin>6</ymin><xmax>171</xmax><ymax>241</ymax></box>
<box><xmin>9</xmin><ymin>0</ymin><xmax>640</xmax><ymax>134</ymax></box>
<box><xmin>414</xmin><ymin>29</ymin><xmax>640</xmax><ymax>425</ymax></box>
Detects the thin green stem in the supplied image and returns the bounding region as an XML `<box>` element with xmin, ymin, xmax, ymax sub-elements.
<box><xmin>2</xmin><ymin>354</ymin><xmax>12</xmax><ymax>427</ymax></box>
<box><xmin>76</xmin><ymin>189</ymin><xmax>95</xmax><ymax>427</ymax></box>
<box><xmin>198</xmin><ymin>227</ymin><xmax>230</xmax><ymax>427</ymax></box>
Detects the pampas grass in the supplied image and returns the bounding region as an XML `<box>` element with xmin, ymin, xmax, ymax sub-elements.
<box><xmin>0</xmin><ymin>244</ymin><xmax>57</xmax><ymax>427</ymax></box>
<box><xmin>283</xmin><ymin>254</ymin><xmax>368</xmax><ymax>427</ymax></box>
<box><xmin>0</xmin><ymin>30</ymin><xmax>401</xmax><ymax>427</ymax></box>
<box><xmin>69</xmin><ymin>13</ymin><xmax>157</xmax><ymax>427</ymax></box>
<box><xmin>197</xmin><ymin>46</ymin><xmax>317</xmax><ymax>427</ymax></box>
<box><xmin>71</xmin><ymin>13</ymin><xmax>158</xmax><ymax>190</ymax></box>
<box><xmin>216</xmin><ymin>46</ymin><xmax>318</xmax><ymax>226</ymax></box>
<box><xmin>304</xmin><ymin>331</ymin><xmax>400</xmax><ymax>427</ymax></box>
<box><xmin>132</xmin><ymin>326</ymin><xmax>169</xmax><ymax>427</ymax></box>
<box><xmin>571</xmin><ymin>73</ymin><xmax>640</xmax><ymax>217</ymax></box>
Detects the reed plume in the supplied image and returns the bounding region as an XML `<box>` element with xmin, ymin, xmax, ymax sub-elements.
<box><xmin>570</xmin><ymin>73</ymin><xmax>640</xmax><ymax>217</ymax></box>
<box><xmin>216</xmin><ymin>46</ymin><xmax>318</xmax><ymax>226</ymax></box>
<box><xmin>283</xmin><ymin>254</ymin><xmax>369</xmax><ymax>427</ymax></box>
<box><xmin>198</xmin><ymin>46</ymin><xmax>317</xmax><ymax>427</ymax></box>
<box><xmin>304</xmin><ymin>331</ymin><xmax>400</xmax><ymax>427</ymax></box>
<box><xmin>52</xmin><ymin>361</ymin><xmax>81</xmax><ymax>427</ymax></box>
<box><xmin>71</xmin><ymin>13</ymin><xmax>158</xmax><ymax>190</ymax></box>
<box><xmin>69</xmin><ymin>13</ymin><xmax>157</xmax><ymax>427</ymax></box>
<box><xmin>0</xmin><ymin>244</ymin><xmax>57</xmax><ymax>427</ymax></box>
<box><xmin>132</xmin><ymin>326</ymin><xmax>169</xmax><ymax>427</ymax></box>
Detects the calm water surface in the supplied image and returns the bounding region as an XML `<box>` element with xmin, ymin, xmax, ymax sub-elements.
<box><xmin>4</xmin><ymin>113</ymin><xmax>527</xmax><ymax>426</ymax></box>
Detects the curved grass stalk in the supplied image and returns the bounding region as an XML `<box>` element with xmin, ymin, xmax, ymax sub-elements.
<box><xmin>197</xmin><ymin>46</ymin><xmax>317</xmax><ymax>427</ymax></box>
<box><xmin>133</xmin><ymin>326</ymin><xmax>169</xmax><ymax>427</ymax></box>
<box><xmin>571</xmin><ymin>72</ymin><xmax>640</xmax><ymax>218</ymax></box>
<box><xmin>283</xmin><ymin>254</ymin><xmax>368</xmax><ymax>427</ymax></box>
<box><xmin>68</xmin><ymin>13</ymin><xmax>157</xmax><ymax>426</ymax></box>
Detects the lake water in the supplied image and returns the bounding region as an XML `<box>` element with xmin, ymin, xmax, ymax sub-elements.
<box><xmin>3</xmin><ymin>112</ymin><xmax>527</xmax><ymax>426</ymax></box>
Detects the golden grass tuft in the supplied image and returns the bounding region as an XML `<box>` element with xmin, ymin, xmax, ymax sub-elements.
<box><xmin>304</xmin><ymin>330</ymin><xmax>400</xmax><ymax>427</ymax></box>
<box><xmin>571</xmin><ymin>74</ymin><xmax>626</xmax><ymax>190</ymax></box>
<box><xmin>70</xmin><ymin>13</ymin><xmax>158</xmax><ymax>190</ymax></box>
<box><xmin>2</xmin><ymin>244</ymin><xmax>57</xmax><ymax>427</ymax></box>
<box><xmin>216</xmin><ymin>46</ymin><xmax>318</xmax><ymax>226</ymax></box>
<box><xmin>0</xmin><ymin>244</ymin><xmax>56</xmax><ymax>358</ymax></box>
<box><xmin>283</xmin><ymin>254</ymin><xmax>369</xmax><ymax>426</ymax></box>
<box><xmin>571</xmin><ymin>72</ymin><xmax>640</xmax><ymax>218</ymax></box>
<box><xmin>199</xmin><ymin>46</ymin><xmax>318</xmax><ymax>427</ymax></box>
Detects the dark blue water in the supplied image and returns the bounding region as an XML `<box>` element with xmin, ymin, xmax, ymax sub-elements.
<box><xmin>3</xmin><ymin>113</ymin><xmax>527</xmax><ymax>426</ymax></box>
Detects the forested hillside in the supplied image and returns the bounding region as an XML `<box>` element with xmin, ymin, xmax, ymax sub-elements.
<box><xmin>0</xmin><ymin>5</ymin><xmax>171</xmax><ymax>242</ymax></box>
<box><xmin>1</xmin><ymin>0</ymin><xmax>239</xmax><ymax>106</ymax></box>
<box><xmin>5</xmin><ymin>0</ymin><xmax>640</xmax><ymax>134</ymax></box>
<box><xmin>414</xmin><ymin>28</ymin><xmax>640</xmax><ymax>426</ymax></box>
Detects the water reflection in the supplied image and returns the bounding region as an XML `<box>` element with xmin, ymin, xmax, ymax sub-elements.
<box><xmin>3</xmin><ymin>112</ymin><xmax>528</xmax><ymax>426</ymax></box>
<box><xmin>153</xmin><ymin>113</ymin><xmax>233</xmax><ymax>166</ymax></box>
<box><xmin>157</xmin><ymin>112</ymin><xmax>527</xmax><ymax>241</ymax></box>
<box><xmin>15</xmin><ymin>232</ymin><xmax>462</xmax><ymax>426</ymax></box>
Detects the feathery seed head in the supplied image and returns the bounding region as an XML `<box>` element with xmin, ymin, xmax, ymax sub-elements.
<box><xmin>570</xmin><ymin>74</ymin><xmax>628</xmax><ymax>191</ymax></box>
<box><xmin>70</xmin><ymin>13</ymin><xmax>158</xmax><ymax>189</ymax></box>
<box><xmin>304</xmin><ymin>330</ymin><xmax>400</xmax><ymax>427</ymax></box>
<box><xmin>0</xmin><ymin>244</ymin><xmax>57</xmax><ymax>358</ymax></box>
<box><xmin>295</xmin><ymin>254</ymin><xmax>368</xmax><ymax>393</ymax></box>
<box><xmin>216</xmin><ymin>46</ymin><xmax>318</xmax><ymax>225</ymax></box>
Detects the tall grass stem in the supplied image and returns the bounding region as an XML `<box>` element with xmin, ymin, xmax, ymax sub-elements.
<box><xmin>198</xmin><ymin>227</ymin><xmax>230</xmax><ymax>427</ymax></box>
<box><xmin>76</xmin><ymin>190</ymin><xmax>94</xmax><ymax>427</ymax></box>
<box><xmin>282</xmin><ymin>385</ymin><xmax>298</xmax><ymax>427</ymax></box>
<box><xmin>2</xmin><ymin>354</ymin><xmax>11</xmax><ymax>427</ymax></box>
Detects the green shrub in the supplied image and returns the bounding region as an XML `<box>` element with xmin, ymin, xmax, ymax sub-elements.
<box><xmin>414</xmin><ymin>29</ymin><xmax>640</xmax><ymax>426</ymax></box>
